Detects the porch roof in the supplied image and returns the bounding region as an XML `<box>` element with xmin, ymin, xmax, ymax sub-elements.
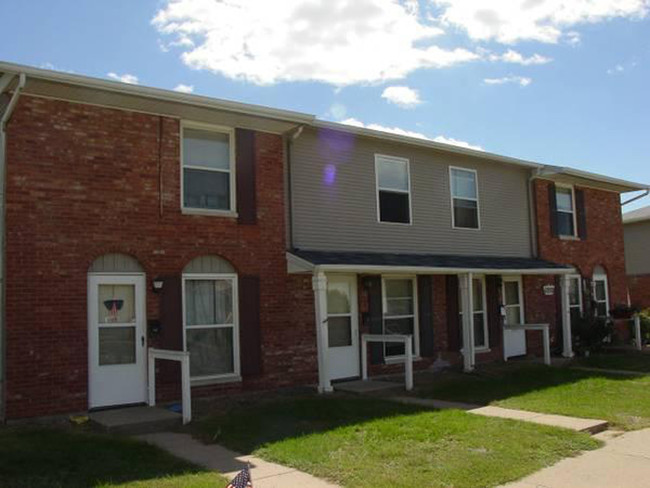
<box><xmin>288</xmin><ymin>249</ymin><xmax>574</xmax><ymax>275</ymax></box>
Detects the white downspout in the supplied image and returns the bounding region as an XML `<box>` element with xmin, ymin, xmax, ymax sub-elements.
<box><xmin>0</xmin><ymin>72</ymin><xmax>26</xmax><ymax>422</ymax></box>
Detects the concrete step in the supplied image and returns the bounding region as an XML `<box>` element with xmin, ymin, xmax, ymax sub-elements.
<box><xmin>333</xmin><ymin>379</ymin><xmax>405</xmax><ymax>395</ymax></box>
<box><xmin>89</xmin><ymin>405</ymin><xmax>182</xmax><ymax>435</ymax></box>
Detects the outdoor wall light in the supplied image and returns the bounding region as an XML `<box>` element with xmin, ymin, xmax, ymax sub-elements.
<box><xmin>152</xmin><ymin>278</ymin><xmax>164</xmax><ymax>293</ymax></box>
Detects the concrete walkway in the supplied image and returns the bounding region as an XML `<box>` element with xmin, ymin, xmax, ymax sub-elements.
<box><xmin>137</xmin><ymin>432</ymin><xmax>339</xmax><ymax>488</ymax></box>
<box><xmin>500</xmin><ymin>428</ymin><xmax>650</xmax><ymax>488</ymax></box>
<box><xmin>392</xmin><ymin>397</ymin><xmax>609</xmax><ymax>433</ymax></box>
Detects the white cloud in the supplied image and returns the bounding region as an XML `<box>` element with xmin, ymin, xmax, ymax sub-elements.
<box><xmin>340</xmin><ymin>118</ymin><xmax>483</xmax><ymax>151</ymax></box>
<box><xmin>607</xmin><ymin>64</ymin><xmax>625</xmax><ymax>74</ymax></box>
<box><xmin>490</xmin><ymin>49</ymin><xmax>552</xmax><ymax>65</ymax></box>
<box><xmin>174</xmin><ymin>83</ymin><xmax>194</xmax><ymax>93</ymax></box>
<box><xmin>152</xmin><ymin>0</ymin><xmax>479</xmax><ymax>86</ymax></box>
<box><xmin>107</xmin><ymin>72</ymin><xmax>139</xmax><ymax>84</ymax></box>
<box><xmin>566</xmin><ymin>31</ymin><xmax>582</xmax><ymax>46</ymax></box>
<box><xmin>326</xmin><ymin>103</ymin><xmax>348</xmax><ymax>120</ymax></box>
<box><xmin>484</xmin><ymin>76</ymin><xmax>532</xmax><ymax>86</ymax></box>
<box><xmin>381</xmin><ymin>86</ymin><xmax>423</xmax><ymax>108</ymax></box>
<box><xmin>433</xmin><ymin>0</ymin><xmax>649</xmax><ymax>44</ymax></box>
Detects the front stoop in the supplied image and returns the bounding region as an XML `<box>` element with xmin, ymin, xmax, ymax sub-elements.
<box><xmin>333</xmin><ymin>379</ymin><xmax>404</xmax><ymax>395</ymax></box>
<box><xmin>89</xmin><ymin>406</ymin><xmax>182</xmax><ymax>435</ymax></box>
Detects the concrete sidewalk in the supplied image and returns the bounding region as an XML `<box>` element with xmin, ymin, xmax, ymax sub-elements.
<box><xmin>500</xmin><ymin>428</ymin><xmax>650</xmax><ymax>488</ymax></box>
<box><xmin>392</xmin><ymin>396</ymin><xmax>609</xmax><ymax>433</ymax></box>
<box><xmin>137</xmin><ymin>432</ymin><xmax>339</xmax><ymax>488</ymax></box>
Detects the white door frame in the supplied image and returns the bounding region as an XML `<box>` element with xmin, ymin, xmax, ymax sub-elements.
<box><xmin>561</xmin><ymin>274</ymin><xmax>582</xmax><ymax>358</ymax></box>
<box><xmin>502</xmin><ymin>275</ymin><xmax>526</xmax><ymax>359</ymax></box>
<box><xmin>88</xmin><ymin>273</ymin><xmax>148</xmax><ymax>409</ymax></box>
<box><xmin>325</xmin><ymin>274</ymin><xmax>360</xmax><ymax>382</ymax></box>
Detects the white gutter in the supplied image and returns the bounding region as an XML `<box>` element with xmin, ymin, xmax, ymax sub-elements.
<box><xmin>0</xmin><ymin>72</ymin><xmax>26</xmax><ymax>422</ymax></box>
<box><xmin>292</xmin><ymin>263</ymin><xmax>575</xmax><ymax>276</ymax></box>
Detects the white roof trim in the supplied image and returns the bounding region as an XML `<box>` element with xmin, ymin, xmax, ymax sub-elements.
<box><xmin>0</xmin><ymin>61</ymin><xmax>315</xmax><ymax>125</ymax></box>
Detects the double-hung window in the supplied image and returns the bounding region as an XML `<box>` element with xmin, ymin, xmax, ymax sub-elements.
<box><xmin>375</xmin><ymin>155</ymin><xmax>411</xmax><ymax>224</ymax></box>
<box><xmin>555</xmin><ymin>186</ymin><xmax>577</xmax><ymax>237</ymax></box>
<box><xmin>450</xmin><ymin>167</ymin><xmax>480</xmax><ymax>229</ymax></box>
<box><xmin>182</xmin><ymin>124</ymin><xmax>235</xmax><ymax>212</ymax></box>
<box><xmin>382</xmin><ymin>277</ymin><xmax>418</xmax><ymax>358</ymax></box>
<box><xmin>183</xmin><ymin>274</ymin><xmax>239</xmax><ymax>381</ymax></box>
<box><xmin>592</xmin><ymin>266</ymin><xmax>609</xmax><ymax>318</ymax></box>
<box><xmin>458</xmin><ymin>276</ymin><xmax>489</xmax><ymax>349</ymax></box>
<box><xmin>566</xmin><ymin>275</ymin><xmax>583</xmax><ymax>326</ymax></box>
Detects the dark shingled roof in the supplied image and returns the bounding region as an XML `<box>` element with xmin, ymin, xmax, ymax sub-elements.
<box><xmin>291</xmin><ymin>249</ymin><xmax>571</xmax><ymax>271</ymax></box>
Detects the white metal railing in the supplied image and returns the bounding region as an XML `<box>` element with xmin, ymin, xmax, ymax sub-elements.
<box><xmin>361</xmin><ymin>334</ymin><xmax>413</xmax><ymax>391</ymax></box>
<box><xmin>503</xmin><ymin>323</ymin><xmax>551</xmax><ymax>365</ymax></box>
<box><xmin>148</xmin><ymin>348</ymin><xmax>191</xmax><ymax>424</ymax></box>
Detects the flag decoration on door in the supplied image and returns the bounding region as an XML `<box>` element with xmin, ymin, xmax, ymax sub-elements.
<box><xmin>226</xmin><ymin>466</ymin><xmax>253</xmax><ymax>488</ymax></box>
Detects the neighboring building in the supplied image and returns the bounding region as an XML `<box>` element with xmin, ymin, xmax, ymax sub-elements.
<box><xmin>623</xmin><ymin>206</ymin><xmax>650</xmax><ymax>308</ymax></box>
<box><xmin>0</xmin><ymin>61</ymin><xmax>647</xmax><ymax>419</ymax></box>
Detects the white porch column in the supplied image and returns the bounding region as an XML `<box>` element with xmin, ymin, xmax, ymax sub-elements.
<box><xmin>634</xmin><ymin>315</ymin><xmax>643</xmax><ymax>351</ymax></box>
<box><xmin>312</xmin><ymin>270</ymin><xmax>332</xmax><ymax>393</ymax></box>
<box><xmin>459</xmin><ymin>273</ymin><xmax>475</xmax><ymax>372</ymax></box>
<box><xmin>560</xmin><ymin>276</ymin><xmax>574</xmax><ymax>358</ymax></box>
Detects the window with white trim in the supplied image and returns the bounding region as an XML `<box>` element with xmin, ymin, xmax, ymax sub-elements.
<box><xmin>183</xmin><ymin>274</ymin><xmax>239</xmax><ymax>380</ymax></box>
<box><xmin>182</xmin><ymin>125</ymin><xmax>234</xmax><ymax>212</ymax></box>
<box><xmin>382</xmin><ymin>276</ymin><xmax>418</xmax><ymax>357</ymax></box>
<box><xmin>566</xmin><ymin>275</ymin><xmax>583</xmax><ymax>326</ymax></box>
<box><xmin>458</xmin><ymin>275</ymin><xmax>489</xmax><ymax>349</ymax></box>
<box><xmin>556</xmin><ymin>186</ymin><xmax>577</xmax><ymax>237</ymax></box>
<box><xmin>592</xmin><ymin>266</ymin><xmax>609</xmax><ymax>318</ymax></box>
<box><xmin>450</xmin><ymin>167</ymin><xmax>480</xmax><ymax>229</ymax></box>
<box><xmin>375</xmin><ymin>155</ymin><xmax>411</xmax><ymax>224</ymax></box>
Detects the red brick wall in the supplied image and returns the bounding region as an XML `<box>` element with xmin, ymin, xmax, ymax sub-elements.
<box><xmin>4</xmin><ymin>95</ymin><xmax>316</xmax><ymax>419</ymax></box>
<box><xmin>628</xmin><ymin>274</ymin><xmax>650</xmax><ymax>310</ymax></box>
<box><xmin>534</xmin><ymin>179</ymin><xmax>628</xmax><ymax>308</ymax></box>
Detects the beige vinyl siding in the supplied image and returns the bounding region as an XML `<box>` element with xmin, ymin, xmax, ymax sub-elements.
<box><xmin>290</xmin><ymin>128</ymin><xmax>532</xmax><ymax>257</ymax></box>
<box><xmin>624</xmin><ymin>220</ymin><xmax>650</xmax><ymax>275</ymax></box>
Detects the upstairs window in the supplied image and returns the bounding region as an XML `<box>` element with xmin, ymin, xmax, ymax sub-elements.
<box><xmin>375</xmin><ymin>155</ymin><xmax>411</xmax><ymax>224</ymax></box>
<box><xmin>450</xmin><ymin>167</ymin><xmax>480</xmax><ymax>229</ymax></box>
<box><xmin>182</xmin><ymin>125</ymin><xmax>235</xmax><ymax>212</ymax></box>
<box><xmin>555</xmin><ymin>186</ymin><xmax>576</xmax><ymax>237</ymax></box>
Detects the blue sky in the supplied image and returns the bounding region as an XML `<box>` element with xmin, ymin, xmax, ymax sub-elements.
<box><xmin>2</xmin><ymin>0</ymin><xmax>649</xmax><ymax>207</ymax></box>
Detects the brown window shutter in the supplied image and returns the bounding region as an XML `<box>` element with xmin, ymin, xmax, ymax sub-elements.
<box><xmin>446</xmin><ymin>275</ymin><xmax>461</xmax><ymax>352</ymax></box>
<box><xmin>548</xmin><ymin>183</ymin><xmax>558</xmax><ymax>237</ymax></box>
<box><xmin>362</xmin><ymin>276</ymin><xmax>384</xmax><ymax>364</ymax></box>
<box><xmin>160</xmin><ymin>276</ymin><xmax>183</xmax><ymax>350</ymax></box>
<box><xmin>575</xmin><ymin>189</ymin><xmax>587</xmax><ymax>240</ymax></box>
<box><xmin>236</xmin><ymin>128</ymin><xmax>257</xmax><ymax>225</ymax></box>
<box><xmin>486</xmin><ymin>276</ymin><xmax>503</xmax><ymax>349</ymax></box>
<box><xmin>239</xmin><ymin>275</ymin><xmax>262</xmax><ymax>377</ymax></box>
<box><xmin>417</xmin><ymin>275</ymin><xmax>434</xmax><ymax>357</ymax></box>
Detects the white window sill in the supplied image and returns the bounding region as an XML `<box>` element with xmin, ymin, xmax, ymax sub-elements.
<box><xmin>384</xmin><ymin>355</ymin><xmax>421</xmax><ymax>364</ymax></box>
<box><xmin>461</xmin><ymin>347</ymin><xmax>491</xmax><ymax>354</ymax></box>
<box><xmin>559</xmin><ymin>235</ymin><xmax>580</xmax><ymax>241</ymax></box>
<box><xmin>182</xmin><ymin>208</ymin><xmax>239</xmax><ymax>218</ymax></box>
<box><xmin>190</xmin><ymin>374</ymin><xmax>242</xmax><ymax>387</ymax></box>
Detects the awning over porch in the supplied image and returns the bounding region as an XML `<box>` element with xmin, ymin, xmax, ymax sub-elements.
<box><xmin>288</xmin><ymin>249</ymin><xmax>574</xmax><ymax>275</ymax></box>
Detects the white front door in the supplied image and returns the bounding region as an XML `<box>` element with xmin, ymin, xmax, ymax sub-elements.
<box><xmin>325</xmin><ymin>275</ymin><xmax>360</xmax><ymax>381</ymax></box>
<box><xmin>88</xmin><ymin>274</ymin><xmax>147</xmax><ymax>409</ymax></box>
<box><xmin>502</xmin><ymin>276</ymin><xmax>527</xmax><ymax>359</ymax></box>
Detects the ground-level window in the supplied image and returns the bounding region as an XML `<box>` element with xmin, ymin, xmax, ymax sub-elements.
<box><xmin>592</xmin><ymin>266</ymin><xmax>609</xmax><ymax>318</ymax></box>
<box><xmin>183</xmin><ymin>273</ymin><xmax>239</xmax><ymax>380</ymax></box>
<box><xmin>375</xmin><ymin>155</ymin><xmax>411</xmax><ymax>224</ymax></box>
<box><xmin>566</xmin><ymin>275</ymin><xmax>583</xmax><ymax>325</ymax></box>
<box><xmin>458</xmin><ymin>275</ymin><xmax>489</xmax><ymax>349</ymax></box>
<box><xmin>382</xmin><ymin>276</ymin><xmax>418</xmax><ymax>357</ymax></box>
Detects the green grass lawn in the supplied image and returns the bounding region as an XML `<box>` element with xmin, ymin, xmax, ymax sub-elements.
<box><xmin>190</xmin><ymin>396</ymin><xmax>598</xmax><ymax>488</ymax></box>
<box><xmin>0</xmin><ymin>428</ymin><xmax>229</xmax><ymax>488</ymax></box>
<box><xmin>575</xmin><ymin>352</ymin><xmax>650</xmax><ymax>373</ymax></box>
<box><xmin>420</xmin><ymin>364</ymin><xmax>650</xmax><ymax>430</ymax></box>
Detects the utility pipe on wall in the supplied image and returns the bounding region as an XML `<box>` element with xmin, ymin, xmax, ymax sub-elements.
<box><xmin>0</xmin><ymin>72</ymin><xmax>26</xmax><ymax>422</ymax></box>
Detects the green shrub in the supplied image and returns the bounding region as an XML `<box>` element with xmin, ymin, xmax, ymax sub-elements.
<box><xmin>573</xmin><ymin>315</ymin><xmax>614</xmax><ymax>354</ymax></box>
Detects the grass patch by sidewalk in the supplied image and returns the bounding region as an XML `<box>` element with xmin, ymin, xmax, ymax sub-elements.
<box><xmin>0</xmin><ymin>427</ymin><xmax>228</xmax><ymax>488</ymax></box>
<box><xmin>575</xmin><ymin>352</ymin><xmax>650</xmax><ymax>373</ymax></box>
<box><xmin>419</xmin><ymin>364</ymin><xmax>650</xmax><ymax>430</ymax></box>
<box><xmin>190</xmin><ymin>395</ymin><xmax>598</xmax><ymax>488</ymax></box>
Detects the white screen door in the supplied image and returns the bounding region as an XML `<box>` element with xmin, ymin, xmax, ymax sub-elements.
<box><xmin>502</xmin><ymin>276</ymin><xmax>527</xmax><ymax>359</ymax></box>
<box><xmin>88</xmin><ymin>274</ymin><xmax>147</xmax><ymax>408</ymax></box>
<box><xmin>325</xmin><ymin>275</ymin><xmax>360</xmax><ymax>381</ymax></box>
